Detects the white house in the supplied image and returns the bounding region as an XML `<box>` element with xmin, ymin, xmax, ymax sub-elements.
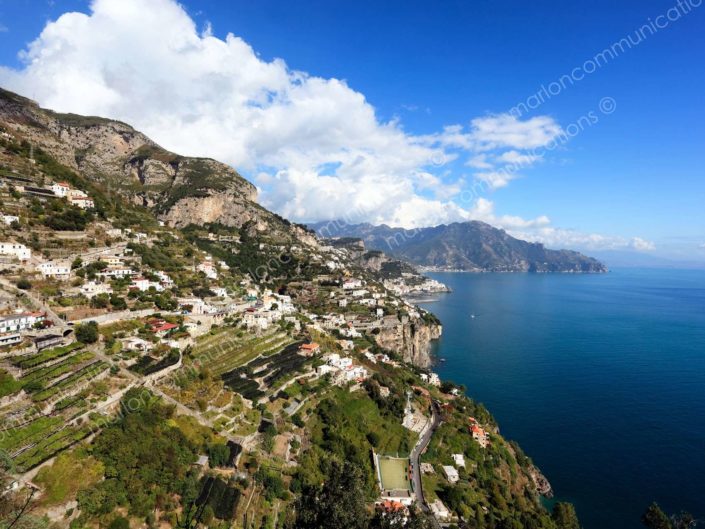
<box><xmin>131</xmin><ymin>277</ymin><xmax>163</xmax><ymax>292</ymax></box>
<box><xmin>0</xmin><ymin>242</ymin><xmax>31</xmax><ymax>261</ymax></box>
<box><xmin>51</xmin><ymin>182</ymin><xmax>70</xmax><ymax>197</ymax></box>
<box><xmin>212</xmin><ymin>287</ymin><xmax>227</xmax><ymax>298</ymax></box>
<box><xmin>0</xmin><ymin>312</ymin><xmax>45</xmax><ymax>334</ymax></box>
<box><xmin>428</xmin><ymin>499</ymin><xmax>452</xmax><ymax>522</ymax></box>
<box><xmin>197</xmin><ymin>260</ymin><xmax>218</xmax><ymax>279</ymax></box>
<box><xmin>243</xmin><ymin>311</ymin><xmax>269</xmax><ymax>330</ymax></box>
<box><xmin>121</xmin><ymin>336</ymin><xmax>153</xmax><ymax>352</ymax></box>
<box><xmin>69</xmin><ymin>196</ymin><xmax>94</xmax><ymax>209</ymax></box>
<box><xmin>98</xmin><ymin>267</ymin><xmax>135</xmax><ymax>279</ymax></box>
<box><xmin>452</xmin><ymin>454</ymin><xmax>466</xmax><ymax>468</ymax></box>
<box><xmin>38</xmin><ymin>261</ymin><xmax>71</xmax><ymax>280</ymax></box>
<box><xmin>155</xmin><ymin>270</ymin><xmax>174</xmax><ymax>287</ymax></box>
<box><xmin>80</xmin><ymin>281</ymin><xmax>113</xmax><ymax>298</ymax></box>
<box><xmin>442</xmin><ymin>465</ymin><xmax>459</xmax><ymax>484</ymax></box>
<box><xmin>178</xmin><ymin>297</ymin><xmax>215</xmax><ymax>315</ymax></box>
<box><xmin>343</xmin><ymin>279</ymin><xmax>363</xmax><ymax>290</ymax></box>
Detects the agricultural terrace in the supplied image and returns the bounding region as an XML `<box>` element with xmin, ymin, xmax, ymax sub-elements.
<box><xmin>192</xmin><ymin>328</ymin><xmax>294</xmax><ymax>375</ymax></box>
<box><xmin>220</xmin><ymin>341</ymin><xmax>308</xmax><ymax>402</ymax></box>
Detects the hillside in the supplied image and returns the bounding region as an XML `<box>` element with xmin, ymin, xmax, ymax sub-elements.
<box><xmin>0</xmin><ymin>87</ymin><xmax>314</xmax><ymax>242</ymax></box>
<box><xmin>0</xmin><ymin>87</ymin><xmax>579</xmax><ymax>529</ymax></box>
<box><xmin>312</xmin><ymin>220</ymin><xmax>607</xmax><ymax>273</ymax></box>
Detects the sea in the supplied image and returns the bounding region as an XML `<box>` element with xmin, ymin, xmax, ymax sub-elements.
<box><xmin>417</xmin><ymin>268</ymin><xmax>705</xmax><ymax>529</ymax></box>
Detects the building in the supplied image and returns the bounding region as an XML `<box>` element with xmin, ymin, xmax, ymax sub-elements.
<box><xmin>155</xmin><ymin>270</ymin><xmax>174</xmax><ymax>287</ymax></box>
<box><xmin>121</xmin><ymin>337</ymin><xmax>153</xmax><ymax>352</ymax></box>
<box><xmin>197</xmin><ymin>260</ymin><xmax>218</xmax><ymax>279</ymax></box>
<box><xmin>0</xmin><ymin>333</ymin><xmax>22</xmax><ymax>347</ymax></box>
<box><xmin>51</xmin><ymin>182</ymin><xmax>70</xmax><ymax>197</ymax></box>
<box><xmin>0</xmin><ymin>242</ymin><xmax>31</xmax><ymax>261</ymax></box>
<box><xmin>38</xmin><ymin>261</ymin><xmax>71</xmax><ymax>280</ymax></box>
<box><xmin>343</xmin><ymin>279</ymin><xmax>363</xmax><ymax>290</ymax></box>
<box><xmin>469</xmin><ymin>418</ymin><xmax>490</xmax><ymax>448</ymax></box>
<box><xmin>442</xmin><ymin>465</ymin><xmax>459</xmax><ymax>484</ymax></box>
<box><xmin>150</xmin><ymin>320</ymin><xmax>179</xmax><ymax>337</ymax></box>
<box><xmin>0</xmin><ymin>312</ymin><xmax>45</xmax><ymax>334</ymax></box>
<box><xmin>130</xmin><ymin>277</ymin><xmax>163</xmax><ymax>292</ymax></box>
<box><xmin>69</xmin><ymin>196</ymin><xmax>94</xmax><ymax>209</ymax></box>
<box><xmin>80</xmin><ymin>281</ymin><xmax>113</xmax><ymax>298</ymax></box>
<box><xmin>452</xmin><ymin>454</ymin><xmax>466</xmax><ymax>468</ymax></box>
<box><xmin>212</xmin><ymin>287</ymin><xmax>227</xmax><ymax>297</ymax></box>
<box><xmin>98</xmin><ymin>267</ymin><xmax>135</xmax><ymax>279</ymax></box>
<box><xmin>299</xmin><ymin>342</ymin><xmax>320</xmax><ymax>356</ymax></box>
<box><xmin>178</xmin><ymin>297</ymin><xmax>215</xmax><ymax>315</ymax></box>
<box><xmin>34</xmin><ymin>334</ymin><xmax>63</xmax><ymax>350</ymax></box>
<box><xmin>428</xmin><ymin>499</ymin><xmax>452</xmax><ymax>522</ymax></box>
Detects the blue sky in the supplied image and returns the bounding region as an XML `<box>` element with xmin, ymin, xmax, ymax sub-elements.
<box><xmin>0</xmin><ymin>0</ymin><xmax>703</xmax><ymax>259</ymax></box>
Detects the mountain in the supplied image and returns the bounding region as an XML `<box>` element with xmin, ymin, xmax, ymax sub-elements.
<box><xmin>311</xmin><ymin>220</ymin><xmax>607</xmax><ymax>272</ymax></box>
<box><xmin>0</xmin><ymin>87</ymin><xmax>314</xmax><ymax>243</ymax></box>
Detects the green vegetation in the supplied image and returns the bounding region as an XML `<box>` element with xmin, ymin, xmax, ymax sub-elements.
<box><xmin>34</xmin><ymin>449</ymin><xmax>104</xmax><ymax>505</ymax></box>
<box><xmin>12</xmin><ymin>342</ymin><xmax>83</xmax><ymax>370</ymax></box>
<box><xmin>0</xmin><ymin>369</ymin><xmax>22</xmax><ymax>398</ymax></box>
<box><xmin>76</xmin><ymin>388</ymin><xmax>200</xmax><ymax>519</ymax></box>
<box><xmin>76</xmin><ymin>321</ymin><xmax>99</xmax><ymax>343</ymax></box>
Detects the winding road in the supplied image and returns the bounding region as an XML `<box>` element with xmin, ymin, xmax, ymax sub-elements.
<box><xmin>410</xmin><ymin>401</ymin><xmax>443</xmax><ymax>527</ymax></box>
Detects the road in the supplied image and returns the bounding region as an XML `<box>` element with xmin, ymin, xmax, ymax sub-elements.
<box><xmin>410</xmin><ymin>401</ymin><xmax>443</xmax><ymax>527</ymax></box>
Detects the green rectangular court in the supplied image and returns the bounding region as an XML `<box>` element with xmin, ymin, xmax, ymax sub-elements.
<box><xmin>377</xmin><ymin>455</ymin><xmax>411</xmax><ymax>491</ymax></box>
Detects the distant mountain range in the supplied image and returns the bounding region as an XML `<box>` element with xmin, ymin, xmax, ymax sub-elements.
<box><xmin>310</xmin><ymin>220</ymin><xmax>607</xmax><ymax>273</ymax></box>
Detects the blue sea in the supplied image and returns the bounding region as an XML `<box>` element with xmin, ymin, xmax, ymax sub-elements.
<box><xmin>418</xmin><ymin>268</ymin><xmax>705</xmax><ymax>529</ymax></box>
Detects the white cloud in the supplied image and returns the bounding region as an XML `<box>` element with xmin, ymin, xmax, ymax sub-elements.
<box><xmin>0</xmin><ymin>0</ymin><xmax>570</xmax><ymax>228</ymax></box>
<box><xmin>0</xmin><ymin>0</ymin><xmax>652</xmax><ymax>252</ymax></box>
<box><xmin>468</xmin><ymin>114</ymin><xmax>563</xmax><ymax>151</ymax></box>
<box><xmin>473</xmin><ymin>171</ymin><xmax>519</xmax><ymax>190</ymax></box>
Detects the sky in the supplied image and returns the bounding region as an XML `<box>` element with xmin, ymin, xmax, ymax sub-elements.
<box><xmin>0</xmin><ymin>0</ymin><xmax>703</xmax><ymax>260</ymax></box>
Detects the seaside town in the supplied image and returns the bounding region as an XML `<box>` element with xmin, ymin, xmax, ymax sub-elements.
<box><xmin>0</xmin><ymin>91</ymin><xmax>561</xmax><ymax>529</ymax></box>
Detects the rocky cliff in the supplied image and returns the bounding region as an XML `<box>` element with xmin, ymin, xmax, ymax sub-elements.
<box><xmin>374</xmin><ymin>317</ymin><xmax>442</xmax><ymax>367</ymax></box>
<box><xmin>0</xmin><ymin>88</ymin><xmax>292</xmax><ymax>235</ymax></box>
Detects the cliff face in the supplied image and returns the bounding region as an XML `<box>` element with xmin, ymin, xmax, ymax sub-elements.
<box><xmin>375</xmin><ymin>317</ymin><xmax>442</xmax><ymax>367</ymax></box>
<box><xmin>0</xmin><ymin>88</ymin><xmax>274</xmax><ymax>233</ymax></box>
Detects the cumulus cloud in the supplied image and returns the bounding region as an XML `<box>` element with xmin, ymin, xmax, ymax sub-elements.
<box><xmin>0</xmin><ymin>0</ymin><xmax>565</xmax><ymax>228</ymax></box>
<box><xmin>0</xmin><ymin>0</ymin><xmax>653</xmax><ymax>251</ymax></box>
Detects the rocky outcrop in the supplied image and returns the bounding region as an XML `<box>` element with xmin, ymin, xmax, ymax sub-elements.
<box><xmin>0</xmin><ymin>88</ymin><xmax>267</xmax><ymax>232</ymax></box>
<box><xmin>374</xmin><ymin>317</ymin><xmax>442</xmax><ymax>367</ymax></box>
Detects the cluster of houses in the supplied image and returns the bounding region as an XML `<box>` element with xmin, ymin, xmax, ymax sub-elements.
<box><xmin>51</xmin><ymin>182</ymin><xmax>94</xmax><ymax>209</ymax></box>
<box><xmin>316</xmin><ymin>352</ymin><xmax>369</xmax><ymax>385</ymax></box>
<box><xmin>241</xmin><ymin>289</ymin><xmax>296</xmax><ymax>331</ymax></box>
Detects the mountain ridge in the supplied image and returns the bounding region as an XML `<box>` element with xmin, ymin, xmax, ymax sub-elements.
<box><xmin>311</xmin><ymin>219</ymin><xmax>607</xmax><ymax>273</ymax></box>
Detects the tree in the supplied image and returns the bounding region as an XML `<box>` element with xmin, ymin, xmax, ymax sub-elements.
<box><xmin>76</xmin><ymin>321</ymin><xmax>99</xmax><ymax>344</ymax></box>
<box><xmin>208</xmin><ymin>443</ymin><xmax>230</xmax><ymax>468</ymax></box>
<box><xmin>109</xmin><ymin>294</ymin><xmax>127</xmax><ymax>310</ymax></box>
<box><xmin>108</xmin><ymin>517</ymin><xmax>130</xmax><ymax>529</ymax></box>
<box><xmin>641</xmin><ymin>503</ymin><xmax>673</xmax><ymax>529</ymax></box>
<box><xmin>15</xmin><ymin>278</ymin><xmax>31</xmax><ymax>290</ymax></box>
<box><xmin>293</xmin><ymin>460</ymin><xmax>368</xmax><ymax>529</ymax></box>
<box><xmin>552</xmin><ymin>502</ymin><xmax>581</xmax><ymax>529</ymax></box>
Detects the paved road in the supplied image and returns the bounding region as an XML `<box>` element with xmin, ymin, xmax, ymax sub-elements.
<box><xmin>410</xmin><ymin>401</ymin><xmax>443</xmax><ymax>526</ymax></box>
